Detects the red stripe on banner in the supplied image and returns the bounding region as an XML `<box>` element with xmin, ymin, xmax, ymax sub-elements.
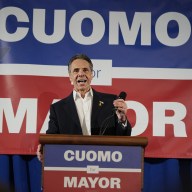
<box><xmin>43</xmin><ymin>170</ymin><xmax>142</xmax><ymax>192</ymax></box>
<box><xmin>0</xmin><ymin>76</ymin><xmax>192</xmax><ymax>158</ymax></box>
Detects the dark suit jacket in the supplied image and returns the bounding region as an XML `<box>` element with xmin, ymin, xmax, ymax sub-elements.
<box><xmin>46</xmin><ymin>89</ymin><xmax>132</xmax><ymax>136</ymax></box>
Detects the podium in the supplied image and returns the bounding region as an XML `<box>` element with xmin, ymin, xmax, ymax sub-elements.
<box><xmin>39</xmin><ymin>134</ymin><xmax>148</xmax><ymax>192</ymax></box>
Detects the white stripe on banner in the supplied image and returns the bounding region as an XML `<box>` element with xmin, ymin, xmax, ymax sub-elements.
<box><xmin>113</xmin><ymin>67</ymin><xmax>192</xmax><ymax>80</ymax></box>
<box><xmin>44</xmin><ymin>166</ymin><xmax>141</xmax><ymax>173</ymax></box>
<box><xmin>0</xmin><ymin>62</ymin><xmax>192</xmax><ymax>85</ymax></box>
<box><xmin>0</xmin><ymin>64</ymin><xmax>68</xmax><ymax>77</ymax></box>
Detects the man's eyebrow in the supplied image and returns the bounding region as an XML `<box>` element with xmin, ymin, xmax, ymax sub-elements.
<box><xmin>72</xmin><ymin>67</ymin><xmax>79</xmax><ymax>70</ymax></box>
<box><xmin>73</xmin><ymin>67</ymin><xmax>89</xmax><ymax>70</ymax></box>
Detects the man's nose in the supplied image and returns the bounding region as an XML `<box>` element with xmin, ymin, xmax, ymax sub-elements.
<box><xmin>78</xmin><ymin>69</ymin><xmax>85</xmax><ymax>75</ymax></box>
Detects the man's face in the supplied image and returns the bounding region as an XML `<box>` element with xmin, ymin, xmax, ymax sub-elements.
<box><xmin>69</xmin><ymin>59</ymin><xmax>93</xmax><ymax>92</ymax></box>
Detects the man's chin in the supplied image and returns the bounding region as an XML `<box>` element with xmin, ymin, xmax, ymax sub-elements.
<box><xmin>76</xmin><ymin>86</ymin><xmax>90</xmax><ymax>92</ymax></box>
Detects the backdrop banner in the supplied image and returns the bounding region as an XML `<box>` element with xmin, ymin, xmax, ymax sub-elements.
<box><xmin>0</xmin><ymin>0</ymin><xmax>192</xmax><ymax>158</ymax></box>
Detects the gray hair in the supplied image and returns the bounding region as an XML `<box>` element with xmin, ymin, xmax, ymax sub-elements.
<box><xmin>68</xmin><ymin>54</ymin><xmax>93</xmax><ymax>73</ymax></box>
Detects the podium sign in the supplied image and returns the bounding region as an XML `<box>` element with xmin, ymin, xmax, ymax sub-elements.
<box><xmin>40</xmin><ymin>135</ymin><xmax>148</xmax><ymax>192</ymax></box>
<box><xmin>43</xmin><ymin>144</ymin><xmax>143</xmax><ymax>192</ymax></box>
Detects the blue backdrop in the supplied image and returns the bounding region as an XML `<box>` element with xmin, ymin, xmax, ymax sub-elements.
<box><xmin>0</xmin><ymin>156</ymin><xmax>192</xmax><ymax>192</ymax></box>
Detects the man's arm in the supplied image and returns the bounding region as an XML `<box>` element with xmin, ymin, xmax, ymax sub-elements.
<box><xmin>113</xmin><ymin>98</ymin><xmax>132</xmax><ymax>136</ymax></box>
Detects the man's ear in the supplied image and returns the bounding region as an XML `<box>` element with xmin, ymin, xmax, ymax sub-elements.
<box><xmin>69</xmin><ymin>78</ymin><xmax>73</xmax><ymax>85</ymax></box>
<box><xmin>69</xmin><ymin>76</ymin><xmax>73</xmax><ymax>85</ymax></box>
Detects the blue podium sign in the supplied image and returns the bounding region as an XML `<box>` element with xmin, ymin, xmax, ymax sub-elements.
<box><xmin>43</xmin><ymin>144</ymin><xmax>143</xmax><ymax>191</ymax></box>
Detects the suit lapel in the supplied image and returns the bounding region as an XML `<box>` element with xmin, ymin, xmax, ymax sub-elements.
<box><xmin>91</xmin><ymin>90</ymin><xmax>103</xmax><ymax>127</ymax></box>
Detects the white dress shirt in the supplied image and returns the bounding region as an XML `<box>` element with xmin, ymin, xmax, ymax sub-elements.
<box><xmin>73</xmin><ymin>89</ymin><xmax>93</xmax><ymax>135</ymax></box>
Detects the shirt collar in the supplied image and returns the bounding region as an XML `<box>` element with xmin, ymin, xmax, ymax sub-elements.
<box><xmin>73</xmin><ymin>88</ymin><xmax>93</xmax><ymax>101</ymax></box>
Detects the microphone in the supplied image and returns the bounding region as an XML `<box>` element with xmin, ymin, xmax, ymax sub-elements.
<box><xmin>99</xmin><ymin>91</ymin><xmax>127</xmax><ymax>135</ymax></box>
<box><xmin>117</xmin><ymin>91</ymin><xmax>127</xmax><ymax>100</ymax></box>
<box><xmin>113</xmin><ymin>91</ymin><xmax>127</xmax><ymax>112</ymax></box>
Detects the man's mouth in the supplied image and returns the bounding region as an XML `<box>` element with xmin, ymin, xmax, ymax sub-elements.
<box><xmin>77</xmin><ymin>80</ymin><xmax>87</xmax><ymax>83</ymax></box>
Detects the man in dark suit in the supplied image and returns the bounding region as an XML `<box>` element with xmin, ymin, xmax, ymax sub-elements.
<box><xmin>37</xmin><ymin>54</ymin><xmax>131</xmax><ymax>161</ymax></box>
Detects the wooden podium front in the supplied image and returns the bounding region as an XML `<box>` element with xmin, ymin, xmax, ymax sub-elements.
<box><xmin>39</xmin><ymin>134</ymin><xmax>148</xmax><ymax>192</ymax></box>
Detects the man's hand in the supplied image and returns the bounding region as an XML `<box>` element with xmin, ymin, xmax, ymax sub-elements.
<box><xmin>113</xmin><ymin>98</ymin><xmax>128</xmax><ymax>123</ymax></box>
<box><xmin>36</xmin><ymin>144</ymin><xmax>43</xmax><ymax>162</ymax></box>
